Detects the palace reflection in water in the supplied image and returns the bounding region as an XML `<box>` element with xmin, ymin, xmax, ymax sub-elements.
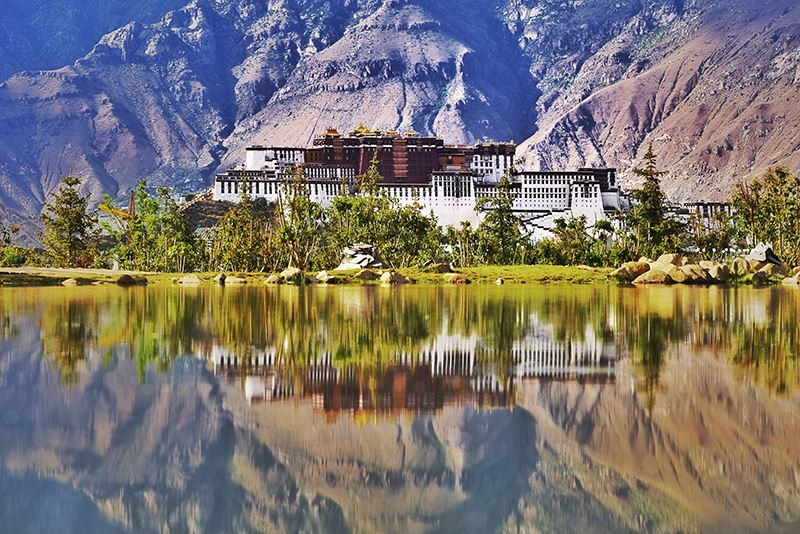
<box><xmin>212</xmin><ymin>327</ymin><xmax>617</xmax><ymax>418</ymax></box>
<box><xmin>0</xmin><ymin>284</ymin><xmax>799</xmax><ymax>533</ymax></box>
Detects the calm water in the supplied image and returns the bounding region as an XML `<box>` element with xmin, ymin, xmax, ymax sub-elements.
<box><xmin>0</xmin><ymin>284</ymin><xmax>799</xmax><ymax>533</ymax></box>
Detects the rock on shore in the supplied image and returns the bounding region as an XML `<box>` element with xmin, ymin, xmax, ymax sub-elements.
<box><xmin>178</xmin><ymin>274</ymin><xmax>204</xmax><ymax>285</ymax></box>
<box><xmin>380</xmin><ymin>271</ymin><xmax>412</xmax><ymax>285</ymax></box>
<box><xmin>612</xmin><ymin>247</ymin><xmax>795</xmax><ymax>286</ymax></box>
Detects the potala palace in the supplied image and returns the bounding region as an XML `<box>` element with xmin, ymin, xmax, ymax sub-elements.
<box><xmin>213</xmin><ymin>125</ymin><xmax>628</xmax><ymax>239</ymax></box>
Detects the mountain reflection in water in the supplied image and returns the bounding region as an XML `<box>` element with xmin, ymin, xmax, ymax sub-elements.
<box><xmin>0</xmin><ymin>284</ymin><xmax>799</xmax><ymax>533</ymax></box>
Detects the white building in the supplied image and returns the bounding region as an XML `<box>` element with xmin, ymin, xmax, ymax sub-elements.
<box><xmin>214</xmin><ymin>141</ymin><xmax>627</xmax><ymax>240</ymax></box>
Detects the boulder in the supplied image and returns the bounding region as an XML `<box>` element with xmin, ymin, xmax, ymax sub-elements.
<box><xmin>747</xmin><ymin>243</ymin><xmax>782</xmax><ymax>264</ymax></box>
<box><xmin>668</xmin><ymin>267</ymin><xmax>689</xmax><ymax>284</ymax></box>
<box><xmin>213</xmin><ymin>273</ymin><xmax>227</xmax><ymax>285</ymax></box>
<box><xmin>679</xmin><ymin>264</ymin><xmax>712</xmax><ymax>284</ymax></box>
<box><xmin>116</xmin><ymin>274</ymin><xmax>136</xmax><ymax>286</ymax></box>
<box><xmin>116</xmin><ymin>275</ymin><xmax>133</xmax><ymax>286</ymax></box>
<box><xmin>655</xmin><ymin>253</ymin><xmax>685</xmax><ymax>266</ymax></box>
<box><xmin>633</xmin><ymin>270</ymin><xmax>675</xmax><ymax>285</ymax></box>
<box><xmin>424</xmin><ymin>263</ymin><xmax>453</xmax><ymax>274</ymax></box>
<box><xmin>178</xmin><ymin>274</ymin><xmax>204</xmax><ymax>285</ymax></box>
<box><xmin>794</xmin><ymin>266</ymin><xmax>800</xmax><ymax>276</ymax></box>
<box><xmin>610</xmin><ymin>262</ymin><xmax>650</xmax><ymax>282</ymax></box>
<box><xmin>225</xmin><ymin>276</ymin><xmax>247</xmax><ymax>285</ymax></box>
<box><xmin>650</xmin><ymin>262</ymin><xmax>674</xmax><ymax>274</ymax></box>
<box><xmin>334</xmin><ymin>243</ymin><xmax>384</xmax><ymax>271</ymax></box>
<box><xmin>751</xmin><ymin>271</ymin><xmax>770</xmax><ymax>286</ymax></box>
<box><xmin>730</xmin><ymin>257</ymin><xmax>750</xmax><ymax>276</ymax></box>
<box><xmin>758</xmin><ymin>263</ymin><xmax>787</xmax><ymax>279</ymax></box>
<box><xmin>61</xmin><ymin>278</ymin><xmax>79</xmax><ymax>286</ymax></box>
<box><xmin>699</xmin><ymin>260</ymin><xmax>716</xmax><ymax>270</ymax></box>
<box><xmin>280</xmin><ymin>267</ymin><xmax>303</xmax><ymax>284</ymax></box>
<box><xmin>748</xmin><ymin>259</ymin><xmax>767</xmax><ymax>273</ymax></box>
<box><xmin>651</xmin><ymin>263</ymin><xmax>685</xmax><ymax>282</ymax></box>
<box><xmin>609</xmin><ymin>266</ymin><xmax>626</xmax><ymax>281</ymax></box>
<box><xmin>443</xmin><ymin>273</ymin><xmax>470</xmax><ymax>284</ymax></box>
<box><xmin>781</xmin><ymin>274</ymin><xmax>799</xmax><ymax>286</ymax></box>
<box><xmin>117</xmin><ymin>274</ymin><xmax>147</xmax><ymax>286</ymax></box>
<box><xmin>264</xmin><ymin>275</ymin><xmax>281</xmax><ymax>285</ymax></box>
<box><xmin>353</xmin><ymin>269</ymin><xmax>379</xmax><ymax>281</ymax></box>
<box><xmin>495</xmin><ymin>278</ymin><xmax>505</xmax><ymax>285</ymax></box>
<box><xmin>708</xmin><ymin>264</ymin><xmax>731</xmax><ymax>283</ymax></box>
<box><xmin>380</xmin><ymin>271</ymin><xmax>411</xmax><ymax>285</ymax></box>
<box><xmin>315</xmin><ymin>271</ymin><xmax>341</xmax><ymax>284</ymax></box>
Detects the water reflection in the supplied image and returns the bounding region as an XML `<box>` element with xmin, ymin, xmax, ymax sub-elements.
<box><xmin>211</xmin><ymin>328</ymin><xmax>616</xmax><ymax>419</ymax></box>
<box><xmin>0</xmin><ymin>285</ymin><xmax>799</xmax><ymax>533</ymax></box>
<box><xmin>6</xmin><ymin>285</ymin><xmax>798</xmax><ymax>403</ymax></box>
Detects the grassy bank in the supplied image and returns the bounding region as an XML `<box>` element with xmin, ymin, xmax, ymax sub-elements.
<box><xmin>399</xmin><ymin>265</ymin><xmax>612</xmax><ymax>285</ymax></box>
<box><xmin>0</xmin><ymin>265</ymin><xmax>613</xmax><ymax>287</ymax></box>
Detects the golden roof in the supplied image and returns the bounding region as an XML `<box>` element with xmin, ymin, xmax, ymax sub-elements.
<box><xmin>351</xmin><ymin>123</ymin><xmax>370</xmax><ymax>136</ymax></box>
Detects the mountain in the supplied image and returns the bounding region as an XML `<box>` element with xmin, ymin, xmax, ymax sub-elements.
<box><xmin>0</xmin><ymin>0</ymin><xmax>798</xmax><ymax>225</ymax></box>
<box><xmin>517</xmin><ymin>0</ymin><xmax>800</xmax><ymax>201</ymax></box>
<box><xmin>0</xmin><ymin>0</ymin><xmax>185</xmax><ymax>81</ymax></box>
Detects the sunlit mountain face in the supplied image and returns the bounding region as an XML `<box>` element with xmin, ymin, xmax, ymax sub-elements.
<box><xmin>0</xmin><ymin>0</ymin><xmax>798</xmax><ymax>237</ymax></box>
<box><xmin>0</xmin><ymin>284</ymin><xmax>799</xmax><ymax>532</ymax></box>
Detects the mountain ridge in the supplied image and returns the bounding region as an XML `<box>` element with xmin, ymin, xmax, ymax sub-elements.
<box><xmin>0</xmin><ymin>0</ymin><xmax>797</xmax><ymax>226</ymax></box>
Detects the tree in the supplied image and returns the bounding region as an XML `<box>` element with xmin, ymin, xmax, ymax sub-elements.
<box><xmin>475</xmin><ymin>173</ymin><xmax>528</xmax><ymax>265</ymax></box>
<box><xmin>0</xmin><ymin>217</ymin><xmax>31</xmax><ymax>267</ymax></box>
<box><xmin>731</xmin><ymin>167</ymin><xmax>800</xmax><ymax>265</ymax></box>
<box><xmin>627</xmin><ymin>144</ymin><xmax>685</xmax><ymax>258</ymax></box>
<box><xmin>687</xmin><ymin>210</ymin><xmax>736</xmax><ymax>260</ymax></box>
<box><xmin>275</xmin><ymin>165</ymin><xmax>326</xmax><ymax>271</ymax></box>
<box><xmin>551</xmin><ymin>216</ymin><xmax>593</xmax><ymax>265</ymax></box>
<box><xmin>102</xmin><ymin>181</ymin><xmax>201</xmax><ymax>272</ymax></box>
<box><xmin>445</xmin><ymin>222</ymin><xmax>478</xmax><ymax>268</ymax></box>
<box><xmin>326</xmin><ymin>152</ymin><xmax>389</xmax><ymax>255</ymax></box>
<box><xmin>381</xmin><ymin>202</ymin><xmax>443</xmax><ymax>268</ymax></box>
<box><xmin>40</xmin><ymin>176</ymin><xmax>100</xmax><ymax>268</ymax></box>
<box><xmin>207</xmin><ymin>185</ymin><xmax>281</xmax><ymax>272</ymax></box>
<box><xmin>530</xmin><ymin>217</ymin><xmax>615</xmax><ymax>267</ymax></box>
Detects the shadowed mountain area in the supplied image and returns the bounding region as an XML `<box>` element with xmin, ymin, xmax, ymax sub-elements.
<box><xmin>0</xmin><ymin>0</ymin><xmax>797</xmax><ymax>218</ymax></box>
<box><xmin>0</xmin><ymin>0</ymin><xmax>185</xmax><ymax>80</ymax></box>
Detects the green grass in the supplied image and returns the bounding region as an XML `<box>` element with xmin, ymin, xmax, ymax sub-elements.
<box><xmin>1</xmin><ymin>265</ymin><xmax>614</xmax><ymax>287</ymax></box>
<box><xmin>447</xmin><ymin>265</ymin><xmax>612</xmax><ymax>285</ymax></box>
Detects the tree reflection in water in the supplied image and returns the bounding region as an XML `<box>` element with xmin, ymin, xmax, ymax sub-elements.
<box><xmin>1</xmin><ymin>284</ymin><xmax>797</xmax><ymax>411</ymax></box>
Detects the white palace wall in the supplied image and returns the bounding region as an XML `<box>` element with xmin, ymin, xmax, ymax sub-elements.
<box><xmin>213</xmin><ymin>147</ymin><xmax>624</xmax><ymax>239</ymax></box>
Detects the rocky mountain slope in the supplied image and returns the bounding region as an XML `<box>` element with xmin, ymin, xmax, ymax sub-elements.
<box><xmin>0</xmin><ymin>0</ymin><xmax>797</xmax><ymax>223</ymax></box>
<box><xmin>518</xmin><ymin>0</ymin><xmax>800</xmax><ymax>201</ymax></box>
<box><xmin>0</xmin><ymin>0</ymin><xmax>184</xmax><ymax>81</ymax></box>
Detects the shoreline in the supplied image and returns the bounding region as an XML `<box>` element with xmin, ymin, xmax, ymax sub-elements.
<box><xmin>2</xmin><ymin>264</ymin><xmax>796</xmax><ymax>289</ymax></box>
<box><xmin>0</xmin><ymin>265</ymin><xmax>612</xmax><ymax>287</ymax></box>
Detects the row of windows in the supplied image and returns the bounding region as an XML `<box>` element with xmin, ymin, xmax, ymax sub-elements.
<box><xmin>381</xmin><ymin>187</ymin><xmax>430</xmax><ymax>198</ymax></box>
<box><xmin>219</xmin><ymin>181</ymin><xmax>342</xmax><ymax>197</ymax></box>
<box><xmin>522</xmin><ymin>177</ymin><xmax>572</xmax><ymax>185</ymax></box>
<box><xmin>520</xmin><ymin>192</ymin><xmax>568</xmax><ymax>200</ymax></box>
<box><xmin>220</xmin><ymin>179</ymin><xmax>598</xmax><ymax>204</ymax></box>
<box><xmin>523</xmin><ymin>186</ymin><xmax>570</xmax><ymax>192</ymax></box>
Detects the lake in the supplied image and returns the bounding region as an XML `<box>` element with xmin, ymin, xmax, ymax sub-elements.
<box><xmin>0</xmin><ymin>284</ymin><xmax>798</xmax><ymax>533</ymax></box>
